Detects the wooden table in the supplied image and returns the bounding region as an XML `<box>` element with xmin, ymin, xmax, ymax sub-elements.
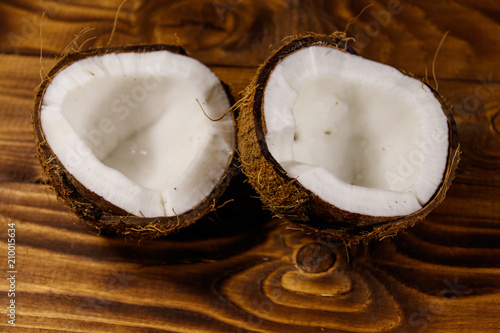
<box><xmin>1</xmin><ymin>0</ymin><xmax>499</xmax><ymax>332</ymax></box>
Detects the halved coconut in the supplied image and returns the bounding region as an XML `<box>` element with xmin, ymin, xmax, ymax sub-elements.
<box><xmin>237</xmin><ymin>35</ymin><xmax>460</xmax><ymax>242</ymax></box>
<box><xmin>33</xmin><ymin>45</ymin><xmax>236</xmax><ymax>237</ymax></box>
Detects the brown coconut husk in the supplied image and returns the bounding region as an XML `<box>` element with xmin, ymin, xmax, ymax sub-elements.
<box><xmin>33</xmin><ymin>44</ymin><xmax>237</xmax><ymax>238</ymax></box>
<box><xmin>236</xmin><ymin>33</ymin><xmax>460</xmax><ymax>244</ymax></box>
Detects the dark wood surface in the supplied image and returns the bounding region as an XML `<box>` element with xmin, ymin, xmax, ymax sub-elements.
<box><xmin>1</xmin><ymin>0</ymin><xmax>500</xmax><ymax>332</ymax></box>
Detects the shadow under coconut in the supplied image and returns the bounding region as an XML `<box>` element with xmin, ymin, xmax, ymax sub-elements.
<box><xmin>96</xmin><ymin>169</ymin><xmax>274</xmax><ymax>266</ymax></box>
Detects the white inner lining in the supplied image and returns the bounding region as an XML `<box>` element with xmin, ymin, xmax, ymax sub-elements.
<box><xmin>41</xmin><ymin>51</ymin><xmax>234</xmax><ymax>217</ymax></box>
<box><xmin>263</xmin><ymin>46</ymin><xmax>449</xmax><ymax>216</ymax></box>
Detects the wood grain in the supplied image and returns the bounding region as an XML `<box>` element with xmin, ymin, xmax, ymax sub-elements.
<box><xmin>1</xmin><ymin>0</ymin><xmax>500</xmax><ymax>332</ymax></box>
<box><xmin>1</xmin><ymin>0</ymin><xmax>499</xmax><ymax>76</ymax></box>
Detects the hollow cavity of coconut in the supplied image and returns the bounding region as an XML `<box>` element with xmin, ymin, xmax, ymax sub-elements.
<box><xmin>237</xmin><ymin>35</ymin><xmax>460</xmax><ymax>243</ymax></box>
<box><xmin>33</xmin><ymin>45</ymin><xmax>236</xmax><ymax>237</ymax></box>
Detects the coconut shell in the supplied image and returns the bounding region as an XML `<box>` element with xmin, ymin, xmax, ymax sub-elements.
<box><xmin>236</xmin><ymin>34</ymin><xmax>460</xmax><ymax>244</ymax></box>
<box><xmin>33</xmin><ymin>44</ymin><xmax>237</xmax><ymax>238</ymax></box>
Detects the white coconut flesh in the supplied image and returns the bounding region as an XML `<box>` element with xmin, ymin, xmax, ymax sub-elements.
<box><xmin>41</xmin><ymin>51</ymin><xmax>234</xmax><ymax>217</ymax></box>
<box><xmin>263</xmin><ymin>46</ymin><xmax>449</xmax><ymax>217</ymax></box>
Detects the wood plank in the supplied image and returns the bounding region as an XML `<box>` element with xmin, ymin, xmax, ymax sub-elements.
<box><xmin>1</xmin><ymin>181</ymin><xmax>500</xmax><ymax>332</ymax></box>
<box><xmin>0</xmin><ymin>0</ymin><xmax>499</xmax><ymax>78</ymax></box>
<box><xmin>1</xmin><ymin>0</ymin><xmax>500</xmax><ymax>332</ymax></box>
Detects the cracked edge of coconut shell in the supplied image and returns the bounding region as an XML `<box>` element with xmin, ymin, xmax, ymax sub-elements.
<box><xmin>32</xmin><ymin>44</ymin><xmax>238</xmax><ymax>239</ymax></box>
<box><xmin>236</xmin><ymin>33</ymin><xmax>461</xmax><ymax>245</ymax></box>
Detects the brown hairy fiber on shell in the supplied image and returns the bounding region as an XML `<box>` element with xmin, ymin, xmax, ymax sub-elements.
<box><xmin>237</xmin><ymin>87</ymin><xmax>309</xmax><ymax>221</ymax></box>
<box><xmin>33</xmin><ymin>44</ymin><xmax>236</xmax><ymax>238</ymax></box>
<box><xmin>237</xmin><ymin>33</ymin><xmax>354</xmax><ymax>221</ymax></box>
<box><xmin>236</xmin><ymin>33</ymin><xmax>460</xmax><ymax>244</ymax></box>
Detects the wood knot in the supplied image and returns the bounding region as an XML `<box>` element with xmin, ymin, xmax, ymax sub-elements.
<box><xmin>296</xmin><ymin>242</ymin><xmax>336</xmax><ymax>273</ymax></box>
<box><xmin>493</xmin><ymin>110</ymin><xmax>500</xmax><ymax>136</ymax></box>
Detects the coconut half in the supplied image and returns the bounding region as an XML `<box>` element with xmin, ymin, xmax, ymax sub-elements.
<box><xmin>237</xmin><ymin>35</ymin><xmax>460</xmax><ymax>242</ymax></box>
<box><xmin>33</xmin><ymin>45</ymin><xmax>236</xmax><ymax>237</ymax></box>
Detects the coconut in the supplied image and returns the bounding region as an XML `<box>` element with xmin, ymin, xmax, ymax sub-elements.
<box><xmin>236</xmin><ymin>34</ymin><xmax>460</xmax><ymax>243</ymax></box>
<box><xmin>33</xmin><ymin>44</ymin><xmax>236</xmax><ymax>237</ymax></box>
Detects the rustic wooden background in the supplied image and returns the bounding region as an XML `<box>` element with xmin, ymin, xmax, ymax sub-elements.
<box><xmin>1</xmin><ymin>0</ymin><xmax>500</xmax><ymax>332</ymax></box>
